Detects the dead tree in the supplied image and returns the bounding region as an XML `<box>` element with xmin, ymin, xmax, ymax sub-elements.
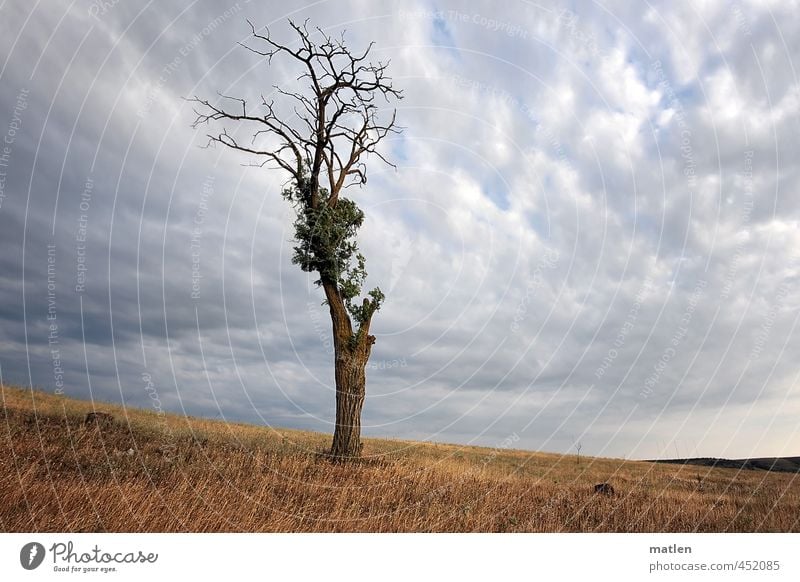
<box><xmin>189</xmin><ymin>20</ymin><xmax>402</xmax><ymax>461</ymax></box>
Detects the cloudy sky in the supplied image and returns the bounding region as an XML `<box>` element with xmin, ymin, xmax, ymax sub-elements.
<box><xmin>1</xmin><ymin>0</ymin><xmax>799</xmax><ymax>459</ymax></box>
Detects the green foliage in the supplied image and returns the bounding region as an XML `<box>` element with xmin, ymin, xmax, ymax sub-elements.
<box><xmin>282</xmin><ymin>176</ymin><xmax>383</xmax><ymax>327</ymax></box>
<box><xmin>349</xmin><ymin>287</ymin><xmax>385</xmax><ymax>328</ymax></box>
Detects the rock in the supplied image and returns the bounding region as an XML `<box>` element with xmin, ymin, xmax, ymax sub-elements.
<box><xmin>84</xmin><ymin>412</ymin><xmax>114</xmax><ymax>428</ymax></box>
<box><xmin>594</xmin><ymin>482</ymin><xmax>615</xmax><ymax>495</ymax></box>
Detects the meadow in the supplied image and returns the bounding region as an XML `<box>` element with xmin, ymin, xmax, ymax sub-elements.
<box><xmin>2</xmin><ymin>384</ymin><xmax>798</xmax><ymax>532</ymax></box>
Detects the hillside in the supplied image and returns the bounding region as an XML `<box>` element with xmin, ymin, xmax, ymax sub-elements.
<box><xmin>651</xmin><ymin>457</ymin><xmax>800</xmax><ymax>474</ymax></box>
<box><xmin>1</xmin><ymin>384</ymin><xmax>798</xmax><ymax>532</ymax></box>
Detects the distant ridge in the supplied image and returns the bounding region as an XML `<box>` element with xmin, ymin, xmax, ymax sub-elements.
<box><xmin>648</xmin><ymin>457</ymin><xmax>800</xmax><ymax>474</ymax></box>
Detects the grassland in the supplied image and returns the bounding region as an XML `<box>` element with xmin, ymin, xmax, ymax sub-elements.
<box><xmin>1</xmin><ymin>383</ymin><xmax>798</xmax><ymax>532</ymax></box>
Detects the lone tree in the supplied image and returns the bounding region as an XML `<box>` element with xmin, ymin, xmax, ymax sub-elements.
<box><xmin>189</xmin><ymin>20</ymin><xmax>402</xmax><ymax>461</ymax></box>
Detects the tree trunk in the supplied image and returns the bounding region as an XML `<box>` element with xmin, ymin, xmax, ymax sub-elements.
<box><xmin>330</xmin><ymin>346</ymin><xmax>369</xmax><ymax>459</ymax></box>
<box><xmin>322</xmin><ymin>280</ymin><xmax>375</xmax><ymax>461</ymax></box>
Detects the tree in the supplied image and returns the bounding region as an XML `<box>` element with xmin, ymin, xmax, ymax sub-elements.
<box><xmin>189</xmin><ymin>20</ymin><xmax>402</xmax><ymax>461</ymax></box>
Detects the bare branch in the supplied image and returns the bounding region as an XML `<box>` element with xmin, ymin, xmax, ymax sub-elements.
<box><xmin>189</xmin><ymin>19</ymin><xmax>402</xmax><ymax>206</ymax></box>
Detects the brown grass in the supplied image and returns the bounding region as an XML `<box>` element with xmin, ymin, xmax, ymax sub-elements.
<box><xmin>1</xmin><ymin>384</ymin><xmax>798</xmax><ymax>532</ymax></box>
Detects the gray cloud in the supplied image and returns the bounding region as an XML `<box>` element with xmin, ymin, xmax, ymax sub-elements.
<box><xmin>1</xmin><ymin>0</ymin><xmax>799</xmax><ymax>459</ymax></box>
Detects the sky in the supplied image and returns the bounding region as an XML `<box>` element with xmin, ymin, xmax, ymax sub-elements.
<box><xmin>1</xmin><ymin>0</ymin><xmax>799</xmax><ymax>460</ymax></box>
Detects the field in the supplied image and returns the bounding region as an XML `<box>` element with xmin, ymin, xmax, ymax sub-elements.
<box><xmin>1</xmin><ymin>384</ymin><xmax>798</xmax><ymax>532</ymax></box>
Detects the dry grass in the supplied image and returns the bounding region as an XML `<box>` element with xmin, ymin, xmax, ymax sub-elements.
<box><xmin>1</xmin><ymin>384</ymin><xmax>798</xmax><ymax>532</ymax></box>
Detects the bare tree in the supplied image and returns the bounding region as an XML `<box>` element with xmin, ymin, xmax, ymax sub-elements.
<box><xmin>572</xmin><ymin>435</ymin><xmax>582</xmax><ymax>466</ymax></box>
<box><xmin>189</xmin><ymin>20</ymin><xmax>402</xmax><ymax>461</ymax></box>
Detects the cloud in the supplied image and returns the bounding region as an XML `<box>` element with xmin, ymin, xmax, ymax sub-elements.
<box><xmin>1</xmin><ymin>0</ymin><xmax>799</xmax><ymax>458</ymax></box>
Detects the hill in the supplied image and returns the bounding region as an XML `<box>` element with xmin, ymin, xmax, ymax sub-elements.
<box><xmin>651</xmin><ymin>457</ymin><xmax>800</xmax><ymax>474</ymax></box>
<box><xmin>1</xmin><ymin>384</ymin><xmax>798</xmax><ymax>532</ymax></box>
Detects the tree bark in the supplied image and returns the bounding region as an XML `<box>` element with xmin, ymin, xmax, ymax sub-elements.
<box><xmin>323</xmin><ymin>280</ymin><xmax>375</xmax><ymax>461</ymax></box>
<box><xmin>330</xmin><ymin>345</ymin><xmax>370</xmax><ymax>459</ymax></box>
